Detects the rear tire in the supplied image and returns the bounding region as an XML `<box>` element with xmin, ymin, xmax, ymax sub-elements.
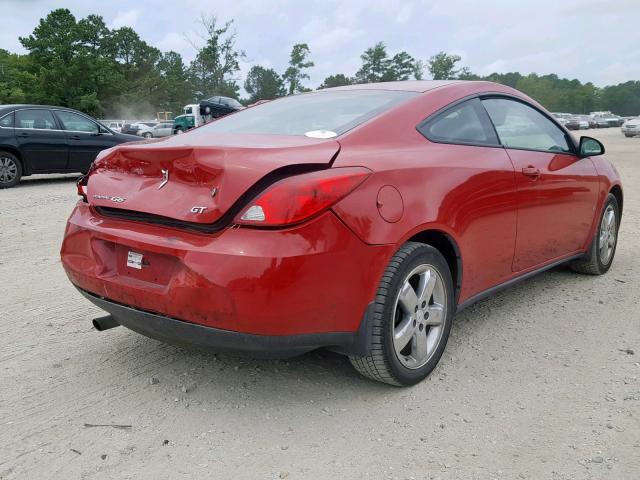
<box><xmin>570</xmin><ymin>193</ymin><xmax>619</xmax><ymax>275</ymax></box>
<box><xmin>143</xmin><ymin>132</ymin><xmax>152</xmax><ymax>139</ymax></box>
<box><xmin>0</xmin><ymin>151</ymin><xmax>22</xmax><ymax>189</ymax></box>
<box><xmin>349</xmin><ymin>242</ymin><xmax>455</xmax><ymax>386</ymax></box>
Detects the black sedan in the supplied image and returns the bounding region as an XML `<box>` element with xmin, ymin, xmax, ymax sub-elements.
<box><xmin>199</xmin><ymin>96</ymin><xmax>244</xmax><ymax>118</ymax></box>
<box><xmin>0</xmin><ymin>105</ymin><xmax>139</xmax><ymax>188</ymax></box>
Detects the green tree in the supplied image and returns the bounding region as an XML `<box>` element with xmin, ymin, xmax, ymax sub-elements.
<box><xmin>283</xmin><ymin>43</ymin><xmax>314</xmax><ymax>94</ymax></box>
<box><xmin>355</xmin><ymin>42</ymin><xmax>422</xmax><ymax>83</ymax></box>
<box><xmin>244</xmin><ymin>65</ymin><xmax>285</xmax><ymax>102</ymax></box>
<box><xmin>390</xmin><ymin>51</ymin><xmax>420</xmax><ymax>80</ymax></box>
<box><xmin>427</xmin><ymin>51</ymin><xmax>462</xmax><ymax>80</ymax></box>
<box><xmin>597</xmin><ymin>81</ymin><xmax>640</xmax><ymax>116</ymax></box>
<box><xmin>156</xmin><ymin>51</ymin><xmax>193</xmax><ymax>115</ymax></box>
<box><xmin>188</xmin><ymin>16</ymin><xmax>244</xmax><ymax>99</ymax></box>
<box><xmin>355</xmin><ymin>42</ymin><xmax>392</xmax><ymax>83</ymax></box>
<box><xmin>318</xmin><ymin>73</ymin><xmax>354</xmax><ymax>89</ymax></box>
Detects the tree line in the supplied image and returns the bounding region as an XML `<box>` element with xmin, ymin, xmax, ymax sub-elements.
<box><xmin>1</xmin><ymin>8</ymin><xmax>638</xmax><ymax>118</ymax></box>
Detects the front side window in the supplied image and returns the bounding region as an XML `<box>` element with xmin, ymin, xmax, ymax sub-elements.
<box><xmin>0</xmin><ymin>113</ymin><xmax>14</xmax><ymax>128</ymax></box>
<box><xmin>196</xmin><ymin>90</ymin><xmax>417</xmax><ymax>137</ymax></box>
<box><xmin>16</xmin><ymin>109</ymin><xmax>57</xmax><ymax>130</ymax></box>
<box><xmin>55</xmin><ymin>111</ymin><xmax>99</xmax><ymax>133</ymax></box>
<box><xmin>418</xmin><ymin>98</ymin><xmax>498</xmax><ymax>145</ymax></box>
<box><xmin>482</xmin><ymin>98</ymin><xmax>571</xmax><ymax>153</ymax></box>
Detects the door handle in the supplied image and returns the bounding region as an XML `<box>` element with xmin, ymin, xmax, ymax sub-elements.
<box><xmin>17</xmin><ymin>132</ymin><xmax>29</xmax><ymax>138</ymax></box>
<box><xmin>69</xmin><ymin>135</ymin><xmax>81</xmax><ymax>140</ymax></box>
<box><xmin>522</xmin><ymin>166</ymin><xmax>541</xmax><ymax>179</ymax></box>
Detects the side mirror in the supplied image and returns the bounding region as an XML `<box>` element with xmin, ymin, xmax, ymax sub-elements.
<box><xmin>579</xmin><ymin>136</ymin><xmax>605</xmax><ymax>158</ymax></box>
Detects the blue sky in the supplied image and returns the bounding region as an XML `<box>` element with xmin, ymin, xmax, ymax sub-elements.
<box><xmin>2</xmin><ymin>0</ymin><xmax>639</xmax><ymax>87</ymax></box>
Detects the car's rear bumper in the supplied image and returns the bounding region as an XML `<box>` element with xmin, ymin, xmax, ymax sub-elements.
<box><xmin>79</xmin><ymin>288</ymin><xmax>374</xmax><ymax>357</ymax></box>
<box><xmin>61</xmin><ymin>201</ymin><xmax>392</xmax><ymax>342</ymax></box>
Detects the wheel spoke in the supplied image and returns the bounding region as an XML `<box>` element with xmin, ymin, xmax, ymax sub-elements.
<box><xmin>394</xmin><ymin>316</ymin><xmax>416</xmax><ymax>352</ymax></box>
<box><xmin>412</xmin><ymin>330</ymin><xmax>428</xmax><ymax>362</ymax></box>
<box><xmin>398</xmin><ymin>281</ymin><xmax>418</xmax><ymax>315</ymax></box>
<box><xmin>606</xmin><ymin>210</ymin><xmax>615</xmax><ymax>229</ymax></box>
<box><xmin>417</xmin><ymin>268</ymin><xmax>437</xmax><ymax>305</ymax></box>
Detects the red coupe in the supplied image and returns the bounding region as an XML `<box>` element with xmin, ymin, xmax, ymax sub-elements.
<box><xmin>61</xmin><ymin>81</ymin><xmax>622</xmax><ymax>386</ymax></box>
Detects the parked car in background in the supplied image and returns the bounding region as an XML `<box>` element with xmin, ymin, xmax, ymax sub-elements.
<box><xmin>134</xmin><ymin>121</ymin><xmax>159</xmax><ymax>139</ymax></box>
<box><xmin>593</xmin><ymin>116</ymin><xmax>611</xmax><ymax>128</ymax></box>
<box><xmin>564</xmin><ymin>117</ymin><xmax>582</xmax><ymax>130</ymax></box>
<box><xmin>607</xmin><ymin>115</ymin><xmax>625</xmax><ymax>127</ymax></box>
<box><xmin>552</xmin><ymin>112</ymin><xmax>572</xmax><ymax>126</ymax></box>
<box><xmin>62</xmin><ymin>81</ymin><xmax>622</xmax><ymax>386</ymax></box>
<box><xmin>151</xmin><ymin>121</ymin><xmax>174</xmax><ymax>138</ymax></box>
<box><xmin>121</xmin><ymin>123</ymin><xmax>139</xmax><ymax>135</ymax></box>
<box><xmin>578</xmin><ymin>115</ymin><xmax>597</xmax><ymax>129</ymax></box>
<box><xmin>101</xmin><ymin>120</ymin><xmax>126</xmax><ymax>131</ymax></box>
<box><xmin>621</xmin><ymin>118</ymin><xmax>640</xmax><ymax>137</ymax></box>
<box><xmin>199</xmin><ymin>96</ymin><xmax>244</xmax><ymax>118</ymax></box>
<box><xmin>0</xmin><ymin>104</ymin><xmax>139</xmax><ymax>188</ymax></box>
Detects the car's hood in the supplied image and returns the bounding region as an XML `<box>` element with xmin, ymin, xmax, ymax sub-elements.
<box><xmin>87</xmin><ymin>133</ymin><xmax>340</xmax><ymax>224</ymax></box>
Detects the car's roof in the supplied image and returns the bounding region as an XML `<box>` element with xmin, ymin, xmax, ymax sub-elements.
<box><xmin>325</xmin><ymin>80</ymin><xmax>468</xmax><ymax>93</ymax></box>
<box><xmin>0</xmin><ymin>104</ymin><xmax>87</xmax><ymax>115</ymax></box>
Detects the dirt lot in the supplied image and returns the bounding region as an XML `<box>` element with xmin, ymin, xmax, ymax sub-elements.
<box><xmin>1</xmin><ymin>127</ymin><xmax>638</xmax><ymax>479</ymax></box>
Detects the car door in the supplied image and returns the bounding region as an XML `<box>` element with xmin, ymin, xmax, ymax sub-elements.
<box><xmin>54</xmin><ymin>110</ymin><xmax>113</xmax><ymax>173</ymax></box>
<box><xmin>14</xmin><ymin>109</ymin><xmax>68</xmax><ymax>171</ymax></box>
<box><xmin>481</xmin><ymin>97</ymin><xmax>599</xmax><ymax>272</ymax></box>
<box><xmin>417</xmin><ymin>98</ymin><xmax>518</xmax><ymax>295</ymax></box>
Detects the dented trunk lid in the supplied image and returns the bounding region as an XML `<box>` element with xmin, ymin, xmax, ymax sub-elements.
<box><xmin>88</xmin><ymin>133</ymin><xmax>340</xmax><ymax>224</ymax></box>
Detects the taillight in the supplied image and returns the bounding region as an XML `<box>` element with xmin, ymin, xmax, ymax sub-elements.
<box><xmin>236</xmin><ymin>167</ymin><xmax>371</xmax><ymax>226</ymax></box>
<box><xmin>77</xmin><ymin>175</ymin><xmax>88</xmax><ymax>202</ymax></box>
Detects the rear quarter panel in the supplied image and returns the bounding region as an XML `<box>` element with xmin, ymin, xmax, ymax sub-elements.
<box><xmin>332</xmin><ymin>83</ymin><xmax>524</xmax><ymax>302</ymax></box>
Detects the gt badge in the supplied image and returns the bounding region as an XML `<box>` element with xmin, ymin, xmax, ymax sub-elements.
<box><xmin>191</xmin><ymin>206</ymin><xmax>207</xmax><ymax>214</ymax></box>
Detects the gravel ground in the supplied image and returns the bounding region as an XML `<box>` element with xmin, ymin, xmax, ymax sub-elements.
<box><xmin>1</xmin><ymin>128</ymin><xmax>638</xmax><ymax>479</ymax></box>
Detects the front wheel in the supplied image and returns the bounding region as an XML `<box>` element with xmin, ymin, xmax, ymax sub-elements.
<box><xmin>143</xmin><ymin>132</ymin><xmax>152</xmax><ymax>139</ymax></box>
<box><xmin>350</xmin><ymin>242</ymin><xmax>454</xmax><ymax>386</ymax></box>
<box><xmin>570</xmin><ymin>193</ymin><xmax>620</xmax><ymax>275</ymax></box>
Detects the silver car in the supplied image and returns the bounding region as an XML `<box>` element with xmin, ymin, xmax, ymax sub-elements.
<box><xmin>152</xmin><ymin>121</ymin><xmax>174</xmax><ymax>138</ymax></box>
<box><xmin>621</xmin><ymin>118</ymin><xmax>640</xmax><ymax>137</ymax></box>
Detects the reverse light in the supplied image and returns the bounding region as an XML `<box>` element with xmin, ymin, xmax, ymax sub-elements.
<box><xmin>236</xmin><ymin>167</ymin><xmax>371</xmax><ymax>226</ymax></box>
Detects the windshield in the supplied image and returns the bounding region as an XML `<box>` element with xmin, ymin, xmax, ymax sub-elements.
<box><xmin>197</xmin><ymin>90</ymin><xmax>417</xmax><ymax>137</ymax></box>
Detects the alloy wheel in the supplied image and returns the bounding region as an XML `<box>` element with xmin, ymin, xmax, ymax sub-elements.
<box><xmin>392</xmin><ymin>264</ymin><xmax>447</xmax><ymax>369</ymax></box>
<box><xmin>599</xmin><ymin>204</ymin><xmax>617</xmax><ymax>265</ymax></box>
<box><xmin>0</xmin><ymin>156</ymin><xmax>18</xmax><ymax>184</ymax></box>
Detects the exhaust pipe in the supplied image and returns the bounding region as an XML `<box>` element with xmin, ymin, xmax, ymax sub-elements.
<box><xmin>92</xmin><ymin>315</ymin><xmax>120</xmax><ymax>331</ymax></box>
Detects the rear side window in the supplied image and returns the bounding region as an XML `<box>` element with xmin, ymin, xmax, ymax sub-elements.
<box><xmin>16</xmin><ymin>109</ymin><xmax>57</xmax><ymax>130</ymax></box>
<box><xmin>418</xmin><ymin>98</ymin><xmax>499</xmax><ymax>146</ymax></box>
<box><xmin>0</xmin><ymin>113</ymin><xmax>13</xmax><ymax>127</ymax></box>
<box><xmin>482</xmin><ymin>98</ymin><xmax>571</xmax><ymax>153</ymax></box>
<box><xmin>55</xmin><ymin>110</ymin><xmax>99</xmax><ymax>133</ymax></box>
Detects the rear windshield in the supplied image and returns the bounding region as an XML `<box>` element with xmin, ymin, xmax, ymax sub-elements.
<box><xmin>197</xmin><ymin>90</ymin><xmax>417</xmax><ymax>137</ymax></box>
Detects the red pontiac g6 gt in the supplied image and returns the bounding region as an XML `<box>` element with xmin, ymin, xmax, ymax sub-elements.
<box><xmin>61</xmin><ymin>81</ymin><xmax>622</xmax><ymax>386</ymax></box>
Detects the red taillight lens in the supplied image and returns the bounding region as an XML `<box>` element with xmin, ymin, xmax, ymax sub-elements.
<box><xmin>77</xmin><ymin>175</ymin><xmax>88</xmax><ymax>202</ymax></box>
<box><xmin>236</xmin><ymin>167</ymin><xmax>371</xmax><ymax>226</ymax></box>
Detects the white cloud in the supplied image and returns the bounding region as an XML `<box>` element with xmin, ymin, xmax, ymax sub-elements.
<box><xmin>156</xmin><ymin>32</ymin><xmax>192</xmax><ymax>57</ymax></box>
<box><xmin>2</xmin><ymin>0</ymin><xmax>639</xmax><ymax>87</ymax></box>
<box><xmin>109</xmin><ymin>9</ymin><xmax>142</xmax><ymax>29</ymax></box>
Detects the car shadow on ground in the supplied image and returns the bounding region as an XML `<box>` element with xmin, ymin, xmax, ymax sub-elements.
<box><xmin>75</xmin><ymin>264</ymin><xmax>592</xmax><ymax>404</ymax></box>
